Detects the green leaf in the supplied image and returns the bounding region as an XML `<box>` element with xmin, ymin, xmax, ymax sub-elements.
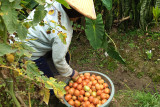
<box><xmin>102</xmin><ymin>0</ymin><xmax>112</xmax><ymax>10</ymax></box>
<box><xmin>35</xmin><ymin>0</ymin><xmax>45</xmax><ymax>5</ymax></box>
<box><xmin>106</xmin><ymin>46</ymin><xmax>125</xmax><ymax>64</ymax></box>
<box><xmin>12</xmin><ymin>0</ymin><xmax>22</xmax><ymax>9</ymax></box>
<box><xmin>16</xmin><ymin>24</ymin><xmax>28</xmax><ymax>40</ymax></box>
<box><xmin>32</xmin><ymin>5</ymin><xmax>47</xmax><ymax>26</ymax></box>
<box><xmin>57</xmin><ymin>32</ymin><xmax>67</xmax><ymax>44</ymax></box>
<box><xmin>9</xmin><ymin>0</ymin><xmax>15</xmax><ymax>2</ymax></box>
<box><xmin>1</xmin><ymin>0</ymin><xmax>18</xmax><ymax>34</ymax></box>
<box><xmin>56</xmin><ymin>0</ymin><xmax>71</xmax><ymax>9</ymax></box>
<box><xmin>39</xmin><ymin>88</ymin><xmax>50</xmax><ymax>105</ymax></box>
<box><xmin>0</xmin><ymin>43</ymin><xmax>17</xmax><ymax>56</ymax></box>
<box><xmin>85</xmin><ymin>14</ymin><xmax>104</xmax><ymax>49</ymax></box>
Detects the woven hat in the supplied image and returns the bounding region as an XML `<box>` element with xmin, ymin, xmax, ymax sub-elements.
<box><xmin>65</xmin><ymin>0</ymin><xmax>96</xmax><ymax>20</ymax></box>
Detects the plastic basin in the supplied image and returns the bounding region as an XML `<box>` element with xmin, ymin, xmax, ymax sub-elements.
<box><xmin>64</xmin><ymin>71</ymin><xmax>115</xmax><ymax>107</ymax></box>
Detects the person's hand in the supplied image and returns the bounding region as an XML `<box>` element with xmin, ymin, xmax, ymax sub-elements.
<box><xmin>71</xmin><ymin>70</ymin><xmax>79</xmax><ymax>81</ymax></box>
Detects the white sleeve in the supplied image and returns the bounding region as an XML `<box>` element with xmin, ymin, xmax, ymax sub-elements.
<box><xmin>52</xmin><ymin>33</ymin><xmax>73</xmax><ymax>77</ymax></box>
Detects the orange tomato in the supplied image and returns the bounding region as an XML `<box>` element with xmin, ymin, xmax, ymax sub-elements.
<box><xmin>77</xmin><ymin>84</ymin><xmax>83</xmax><ymax>90</ymax></box>
<box><xmin>84</xmin><ymin>73</ymin><xmax>90</xmax><ymax>77</ymax></box>
<box><xmin>80</xmin><ymin>90</ymin><xmax>85</xmax><ymax>95</ymax></box>
<box><xmin>92</xmin><ymin>80</ymin><xmax>97</xmax><ymax>85</ymax></box>
<box><xmin>74</xmin><ymin>90</ymin><xmax>80</xmax><ymax>96</ymax></box>
<box><xmin>106</xmin><ymin>94</ymin><xmax>110</xmax><ymax>99</ymax></box>
<box><xmin>96</xmin><ymin>76</ymin><xmax>101</xmax><ymax>80</ymax></box>
<box><xmin>73</xmin><ymin>82</ymin><xmax>78</xmax><ymax>88</ymax></box>
<box><xmin>104</xmin><ymin>88</ymin><xmax>110</xmax><ymax>94</ymax></box>
<box><xmin>101</xmin><ymin>99</ymin><xmax>107</xmax><ymax>104</ymax></box>
<box><xmin>65</xmin><ymin>94</ymin><xmax>71</xmax><ymax>101</ymax></box>
<box><xmin>100</xmin><ymin>93</ymin><xmax>107</xmax><ymax>99</ymax></box>
<box><xmin>93</xmin><ymin>98</ymin><xmax>99</xmax><ymax>105</ymax></box>
<box><xmin>97</xmin><ymin>90</ymin><xmax>102</xmax><ymax>96</ymax></box>
<box><xmin>84</xmin><ymin>97</ymin><xmax>88</xmax><ymax>101</ymax></box>
<box><xmin>85</xmin><ymin>92</ymin><xmax>90</xmax><ymax>97</ymax></box>
<box><xmin>68</xmin><ymin>88</ymin><xmax>75</xmax><ymax>95</ymax></box>
<box><xmin>72</xmin><ymin>95</ymin><xmax>77</xmax><ymax>100</ymax></box>
<box><xmin>89</xmin><ymin>96</ymin><xmax>94</xmax><ymax>103</ymax></box>
<box><xmin>68</xmin><ymin>99</ymin><xmax>74</xmax><ymax>106</ymax></box>
<box><xmin>77</xmin><ymin>78</ymin><xmax>82</xmax><ymax>84</ymax></box>
<box><xmin>75</xmin><ymin>100</ymin><xmax>81</xmax><ymax>107</ymax></box>
<box><xmin>78</xmin><ymin>95</ymin><xmax>84</xmax><ymax>101</ymax></box>
<box><xmin>65</xmin><ymin>86</ymin><xmax>70</xmax><ymax>91</ymax></box>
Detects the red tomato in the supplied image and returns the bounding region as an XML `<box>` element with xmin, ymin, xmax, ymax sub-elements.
<box><xmin>77</xmin><ymin>78</ymin><xmax>82</xmax><ymax>84</ymax></box>
<box><xmin>82</xmin><ymin>81</ymin><xmax>87</xmax><ymax>86</ymax></box>
<box><xmin>103</xmin><ymin>83</ymin><xmax>109</xmax><ymax>88</ymax></box>
<box><xmin>104</xmin><ymin>88</ymin><xmax>110</xmax><ymax>94</ymax></box>
<box><xmin>89</xmin><ymin>96</ymin><xmax>94</xmax><ymax>103</ymax></box>
<box><xmin>97</xmin><ymin>90</ymin><xmax>102</xmax><ymax>96</ymax></box>
<box><xmin>84</xmin><ymin>73</ymin><xmax>90</xmax><ymax>77</ymax></box>
<box><xmin>68</xmin><ymin>99</ymin><xmax>74</xmax><ymax>106</ymax></box>
<box><xmin>78</xmin><ymin>95</ymin><xmax>84</xmax><ymax>101</ymax></box>
<box><xmin>84</xmin><ymin>101</ymin><xmax>90</xmax><ymax>106</ymax></box>
<box><xmin>93</xmin><ymin>98</ymin><xmax>99</xmax><ymax>105</ymax></box>
<box><xmin>80</xmin><ymin>90</ymin><xmax>85</xmax><ymax>95</ymax></box>
<box><xmin>75</xmin><ymin>100</ymin><xmax>81</xmax><ymax>107</ymax></box>
<box><xmin>92</xmin><ymin>80</ymin><xmax>97</xmax><ymax>85</ymax></box>
<box><xmin>74</xmin><ymin>90</ymin><xmax>80</xmax><ymax>96</ymax></box>
<box><xmin>68</xmin><ymin>88</ymin><xmax>75</xmax><ymax>95</ymax></box>
<box><xmin>77</xmin><ymin>84</ymin><xmax>82</xmax><ymax>90</ymax></box>
<box><xmin>69</xmin><ymin>82</ymin><xmax>73</xmax><ymax>87</ymax></box>
<box><xmin>101</xmin><ymin>99</ymin><xmax>107</xmax><ymax>104</ymax></box>
<box><xmin>106</xmin><ymin>94</ymin><xmax>110</xmax><ymax>99</ymax></box>
<box><xmin>96</xmin><ymin>76</ymin><xmax>101</xmax><ymax>80</ymax></box>
<box><xmin>73</xmin><ymin>82</ymin><xmax>78</xmax><ymax>88</ymax></box>
<box><xmin>65</xmin><ymin>86</ymin><xmax>70</xmax><ymax>91</ymax></box>
<box><xmin>65</xmin><ymin>94</ymin><xmax>71</xmax><ymax>101</ymax></box>
<box><xmin>100</xmin><ymin>93</ymin><xmax>107</xmax><ymax>99</ymax></box>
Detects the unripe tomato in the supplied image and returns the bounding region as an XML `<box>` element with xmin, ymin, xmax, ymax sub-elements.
<box><xmin>68</xmin><ymin>99</ymin><xmax>74</xmax><ymax>106</ymax></box>
<box><xmin>84</xmin><ymin>97</ymin><xmax>88</xmax><ymax>101</ymax></box>
<box><xmin>74</xmin><ymin>90</ymin><xmax>80</xmax><ymax>96</ymax></box>
<box><xmin>65</xmin><ymin>94</ymin><xmax>71</xmax><ymax>101</ymax></box>
<box><xmin>91</xmin><ymin>91</ymin><xmax>97</xmax><ymax>97</ymax></box>
<box><xmin>84</xmin><ymin>86</ymin><xmax>90</xmax><ymax>91</ymax></box>
<box><xmin>65</xmin><ymin>86</ymin><xmax>70</xmax><ymax>91</ymax></box>
<box><xmin>85</xmin><ymin>92</ymin><xmax>90</xmax><ymax>97</ymax></box>
<box><xmin>72</xmin><ymin>95</ymin><xmax>77</xmax><ymax>100</ymax></box>
<box><xmin>75</xmin><ymin>100</ymin><xmax>81</xmax><ymax>107</ymax></box>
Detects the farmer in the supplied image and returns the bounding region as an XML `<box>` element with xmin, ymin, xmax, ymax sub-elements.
<box><xmin>25</xmin><ymin>0</ymin><xmax>96</xmax><ymax>92</ymax></box>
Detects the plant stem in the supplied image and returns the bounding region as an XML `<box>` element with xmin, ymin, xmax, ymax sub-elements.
<box><xmin>8</xmin><ymin>78</ymin><xmax>21</xmax><ymax>107</ymax></box>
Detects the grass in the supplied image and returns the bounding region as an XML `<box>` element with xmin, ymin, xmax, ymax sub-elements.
<box><xmin>115</xmin><ymin>90</ymin><xmax>160</xmax><ymax>107</ymax></box>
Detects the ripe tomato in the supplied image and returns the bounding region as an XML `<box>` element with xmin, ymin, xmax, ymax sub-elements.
<box><xmin>65</xmin><ymin>94</ymin><xmax>71</xmax><ymax>101</ymax></box>
<box><xmin>77</xmin><ymin>77</ymin><xmax>82</xmax><ymax>84</ymax></box>
<box><xmin>85</xmin><ymin>79</ymin><xmax>90</xmax><ymax>83</ymax></box>
<box><xmin>95</xmin><ymin>84</ymin><xmax>100</xmax><ymax>90</ymax></box>
<box><xmin>93</xmin><ymin>98</ymin><xmax>99</xmax><ymax>105</ymax></box>
<box><xmin>90</xmin><ymin>76</ymin><xmax>95</xmax><ymax>81</ymax></box>
<box><xmin>99</xmin><ymin>84</ymin><xmax>104</xmax><ymax>90</ymax></box>
<box><xmin>68</xmin><ymin>88</ymin><xmax>75</xmax><ymax>95</ymax></box>
<box><xmin>73</xmin><ymin>82</ymin><xmax>78</xmax><ymax>88</ymax></box>
<box><xmin>78</xmin><ymin>95</ymin><xmax>84</xmax><ymax>101</ymax></box>
<box><xmin>97</xmin><ymin>90</ymin><xmax>102</xmax><ymax>96</ymax></box>
<box><xmin>77</xmin><ymin>84</ymin><xmax>83</xmax><ymax>90</ymax></box>
<box><xmin>89</xmin><ymin>96</ymin><xmax>94</xmax><ymax>103</ymax></box>
<box><xmin>65</xmin><ymin>86</ymin><xmax>70</xmax><ymax>91</ymax></box>
<box><xmin>91</xmin><ymin>74</ymin><xmax>96</xmax><ymax>78</ymax></box>
<box><xmin>96</xmin><ymin>76</ymin><xmax>101</xmax><ymax>80</ymax></box>
<box><xmin>74</xmin><ymin>90</ymin><xmax>80</xmax><ymax>96</ymax></box>
<box><xmin>82</xmin><ymin>81</ymin><xmax>87</xmax><ymax>86</ymax></box>
<box><xmin>69</xmin><ymin>82</ymin><xmax>73</xmax><ymax>87</ymax></box>
<box><xmin>84</xmin><ymin>101</ymin><xmax>90</xmax><ymax>106</ymax></box>
<box><xmin>96</xmin><ymin>96</ymin><xmax>101</xmax><ymax>100</ymax></box>
<box><xmin>103</xmin><ymin>83</ymin><xmax>109</xmax><ymax>88</ymax></box>
<box><xmin>80</xmin><ymin>90</ymin><xmax>85</xmax><ymax>95</ymax></box>
<box><xmin>85</xmin><ymin>75</ymin><xmax>90</xmax><ymax>79</ymax></box>
<box><xmin>72</xmin><ymin>95</ymin><xmax>77</xmax><ymax>100</ymax></box>
<box><xmin>104</xmin><ymin>88</ymin><xmax>110</xmax><ymax>94</ymax></box>
<box><xmin>92</xmin><ymin>80</ymin><xmax>97</xmax><ymax>85</ymax></box>
<box><xmin>98</xmin><ymin>79</ymin><xmax>104</xmax><ymax>84</ymax></box>
<box><xmin>85</xmin><ymin>92</ymin><xmax>90</xmax><ymax>97</ymax></box>
<box><xmin>68</xmin><ymin>99</ymin><xmax>74</xmax><ymax>106</ymax></box>
<box><xmin>91</xmin><ymin>86</ymin><xmax>96</xmax><ymax>91</ymax></box>
<box><xmin>101</xmin><ymin>99</ymin><xmax>107</xmax><ymax>104</ymax></box>
<box><xmin>75</xmin><ymin>100</ymin><xmax>81</xmax><ymax>107</ymax></box>
<box><xmin>106</xmin><ymin>94</ymin><xmax>110</xmax><ymax>99</ymax></box>
<box><xmin>84</xmin><ymin>73</ymin><xmax>90</xmax><ymax>77</ymax></box>
<box><xmin>100</xmin><ymin>93</ymin><xmax>107</xmax><ymax>99</ymax></box>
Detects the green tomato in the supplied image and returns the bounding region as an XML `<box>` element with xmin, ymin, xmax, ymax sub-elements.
<box><xmin>84</xmin><ymin>86</ymin><xmax>90</xmax><ymax>91</ymax></box>
<box><xmin>91</xmin><ymin>91</ymin><xmax>97</xmax><ymax>97</ymax></box>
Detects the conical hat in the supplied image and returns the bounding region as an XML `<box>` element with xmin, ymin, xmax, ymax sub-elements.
<box><xmin>65</xmin><ymin>0</ymin><xmax>96</xmax><ymax>20</ymax></box>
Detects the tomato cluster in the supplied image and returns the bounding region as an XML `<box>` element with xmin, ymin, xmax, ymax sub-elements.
<box><xmin>64</xmin><ymin>73</ymin><xmax>110</xmax><ymax>107</ymax></box>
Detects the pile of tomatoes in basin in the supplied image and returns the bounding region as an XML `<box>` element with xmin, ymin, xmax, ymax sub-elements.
<box><xmin>64</xmin><ymin>73</ymin><xmax>110</xmax><ymax>107</ymax></box>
